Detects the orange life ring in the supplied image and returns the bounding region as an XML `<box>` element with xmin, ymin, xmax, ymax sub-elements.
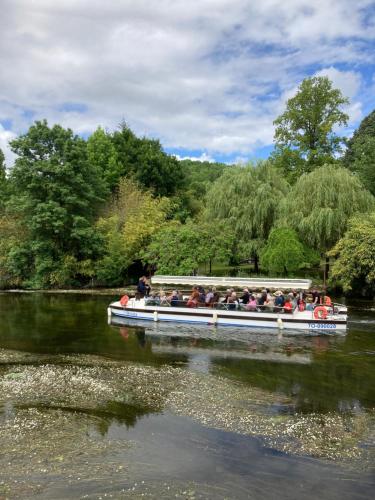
<box><xmin>314</xmin><ymin>306</ymin><xmax>328</xmax><ymax>320</ymax></box>
<box><xmin>120</xmin><ymin>295</ymin><xmax>129</xmax><ymax>306</ymax></box>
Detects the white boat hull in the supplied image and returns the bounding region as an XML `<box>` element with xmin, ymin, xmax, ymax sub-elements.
<box><xmin>109</xmin><ymin>299</ymin><xmax>347</xmax><ymax>332</ymax></box>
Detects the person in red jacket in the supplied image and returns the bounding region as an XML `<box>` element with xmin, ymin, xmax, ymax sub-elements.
<box><xmin>283</xmin><ymin>297</ymin><xmax>293</xmax><ymax>313</ymax></box>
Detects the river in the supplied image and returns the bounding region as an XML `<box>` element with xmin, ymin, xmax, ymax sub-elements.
<box><xmin>0</xmin><ymin>292</ymin><xmax>374</xmax><ymax>499</ymax></box>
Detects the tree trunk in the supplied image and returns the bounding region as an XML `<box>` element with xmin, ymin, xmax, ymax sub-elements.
<box><xmin>209</xmin><ymin>259</ymin><xmax>212</xmax><ymax>275</ymax></box>
<box><xmin>323</xmin><ymin>254</ymin><xmax>330</xmax><ymax>287</ymax></box>
<box><xmin>254</xmin><ymin>254</ymin><xmax>259</xmax><ymax>274</ymax></box>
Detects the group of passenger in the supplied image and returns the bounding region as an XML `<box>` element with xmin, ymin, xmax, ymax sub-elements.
<box><xmin>137</xmin><ymin>277</ymin><xmax>332</xmax><ymax>314</ymax></box>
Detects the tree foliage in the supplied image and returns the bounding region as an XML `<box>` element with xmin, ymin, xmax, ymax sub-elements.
<box><xmin>342</xmin><ymin>108</ymin><xmax>375</xmax><ymax>195</ymax></box>
<box><xmin>96</xmin><ymin>177</ymin><xmax>170</xmax><ymax>285</ymax></box>
<box><xmin>110</xmin><ymin>123</ymin><xmax>184</xmax><ymax>197</ymax></box>
<box><xmin>205</xmin><ymin>162</ymin><xmax>289</xmax><ymax>265</ymax></box>
<box><xmin>140</xmin><ymin>219</ymin><xmax>235</xmax><ymax>275</ymax></box>
<box><xmin>329</xmin><ymin>213</ymin><xmax>375</xmax><ymax>292</ymax></box>
<box><xmin>344</xmin><ymin>109</ymin><xmax>375</xmax><ymax>167</ymax></box>
<box><xmin>280</xmin><ymin>165</ymin><xmax>374</xmax><ymax>251</ymax></box>
<box><xmin>8</xmin><ymin>120</ymin><xmax>108</xmax><ymax>287</ymax></box>
<box><xmin>273</xmin><ymin>76</ymin><xmax>349</xmax><ymax>180</ymax></box>
<box><xmin>261</xmin><ymin>228</ymin><xmax>319</xmax><ymax>275</ymax></box>
<box><xmin>350</xmin><ymin>136</ymin><xmax>375</xmax><ymax>196</ymax></box>
<box><xmin>87</xmin><ymin>127</ymin><xmax>120</xmax><ymax>191</ymax></box>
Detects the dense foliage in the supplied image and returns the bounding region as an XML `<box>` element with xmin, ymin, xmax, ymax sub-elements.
<box><xmin>273</xmin><ymin>76</ymin><xmax>348</xmax><ymax>181</ymax></box>
<box><xmin>280</xmin><ymin>165</ymin><xmax>374</xmax><ymax>251</ymax></box>
<box><xmin>329</xmin><ymin>213</ymin><xmax>375</xmax><ymax>293</ymax></box>
<box><xmin>261</xmin><ymin>228</ymin><xmax>319</xmax><ymax>275</ymax></box>
<box><xmin>0</xmin><ymin>76</ymin><xmax>374</xmax><ymax>294</ymax></box>
<box><xmin>204</xmin><ymin>161</ymin><xmax>289</xmax><ymax>270</ymax></box>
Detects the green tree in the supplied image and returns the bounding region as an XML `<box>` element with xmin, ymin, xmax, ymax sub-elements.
<box><xmin>8</xmin><ymin>120</ymin><xmax>108</xmax><ymax>287</ymax></box>
<box><xmin>280</xmin><ymin>165</ymin><xmax>374</xmax><ymax>278</ymax></box>
<box><xmin>96</xmin><ymin>177</ymin><xmax>170</xmax><ymax>285</ymax></box>
<box><xmin>273</xmin><ymin>76</ymin><xmax>349</xmax><ymax>180</ymax></box>
<box><xmin>343</xmin><ymin>109</ymin><xmax>375</xmax><ymax>195</ymax></box>
<box><xmin>261</xmin><ymin>227</ymin><xmax>319</xmax><ymax>275</ymax></box>
<box><xmin>87</xmin><ymin>127</ymin><xmax>120</xmax><ymax>191</ymax></box>
<box><xmin>329</xmin><ymin>213</ymin><xmax>375</xmax><ymax>293</ymax></box>
<box><xmin>204</xmin><ymin>162</ymin><xmax>289</xmax><ymax>271</ymax></box>
<box><xmin>141</xmin><ymin>219</ymin><xmax>234</xmax><ymax>275</ymax></box>
<box><xmin>344</xmin><ymin>109</ymin><xmax>375</xmax><ymax>167</ymax></box>
<box><xmin>350</xmin><ymin>136</ymin><xmax>375</xmax><ymax>195</ymax></box>
<box><xmin>111</xmin><ymin>123</ymin><xmax>184</xmax><ymax>196</ymax></box>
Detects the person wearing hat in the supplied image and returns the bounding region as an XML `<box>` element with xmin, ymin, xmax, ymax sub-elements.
<box><xmin>274</xmin><ymin>290</ymin><xmax>285</xmax><ymax>309</ymax></box>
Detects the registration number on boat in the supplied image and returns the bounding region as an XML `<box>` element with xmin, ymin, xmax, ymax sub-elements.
<box><xmin>308</xmin><ymin>323</ymin><xmax>336</xmax><ymax>329</ymax></box>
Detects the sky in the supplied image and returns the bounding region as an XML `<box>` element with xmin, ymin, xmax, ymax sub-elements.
<box><xmin>0</xmin><ymin>0</ymin><xmax>375</xmax><ymax>165</ymax></box>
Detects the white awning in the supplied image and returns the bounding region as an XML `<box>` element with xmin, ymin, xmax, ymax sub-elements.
<box><xmin>151</xmin><ymin>275</ymin><xmax>312</xmax><ymax>290</ymax></box>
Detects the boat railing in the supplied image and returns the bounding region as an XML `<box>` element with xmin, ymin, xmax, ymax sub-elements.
<box><xmin>144</xmin><ymin>299</ymin><xmax>295</xmax><ymax>314</ymax></box>
<box><xmin>142</xmin><ymin>298</ymin><xmax>346</xmax><ymax>317</ymax></box>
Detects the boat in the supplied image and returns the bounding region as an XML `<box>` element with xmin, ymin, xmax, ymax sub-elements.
<box><xmin>108</xmin><ymin>276</ymin><xmax>348</xmax><ymax>332</ymax></box>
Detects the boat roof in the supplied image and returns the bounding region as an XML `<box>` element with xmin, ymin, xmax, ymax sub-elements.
<box><xmin>151</xmin><ymin>275</ymin><xmax>312</xmax><ymax>290</ymax></box>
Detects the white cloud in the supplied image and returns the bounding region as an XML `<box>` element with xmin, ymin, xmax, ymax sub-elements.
<box><xmin>0</xmin><ymin>0</ymin><xmax>374</xmax><ymax>157</ymax></box>
<box><xmin>0</xmin><ymin>125</ymin><xmax>17</xmax><ymax>168</ymax></box>
<box><xmin>176</xmin><ymin>153</ymin><xmax>216</xmax><ymax>163</ymax></box>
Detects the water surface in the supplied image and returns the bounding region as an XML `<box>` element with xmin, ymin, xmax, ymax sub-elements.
<box><xmin>0</xmin><ymin>293</ymin><xmax>374</xmax><ymax>499</ymax></box>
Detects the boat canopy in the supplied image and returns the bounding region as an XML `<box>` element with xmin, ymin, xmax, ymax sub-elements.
<box><xmin>151</xmin><ymin>275</ymin><xmax>312</xmax><ymax>290</ymax></box>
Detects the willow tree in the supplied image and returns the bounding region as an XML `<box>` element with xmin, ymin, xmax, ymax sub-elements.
<box><xmin>204</xmin><ymin>162</ymin><xmax>290</xmax><ymax>271</ymax></box>
<box><xmin>280</xmin><ymin>165</ymin><xmax>374</xmax><ymax>279</ymax></box>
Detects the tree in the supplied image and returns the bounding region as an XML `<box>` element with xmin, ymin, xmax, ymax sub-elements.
<box><xmin>204</xmin><ymin>162</ymin><xmax>290</xmax><ymax>271</ymax></box>
<box><xmin>8</xmin><ymin>120</ymin><xmax>108</xmax><ymax>287</ymax></box>
<box><xmin>344</xmin><ymin>109</ymin><xmax>375</xmax><ymax>167</ymax></box>
<box><xmin>87</xmin><ymin>127</ymin><xmax>120</xmax><ymax>191</ymax></box>
<box><xmin>96</xmin><ymin>177</ymin><xmax>170</xmax><ymax>285</ymax></box>
<box><xmin>350</xmin><ymin>136</ymin><xmax>375</xmax><ymax>195</ymax></box>
<box><xmin>343</xmin><ymin>109</ymin><xmax>375</xmax><ymax>195</ymax></box>
<box><xmin>273</xmin><ymin>76</ymin><xmax>349</xmax><ymax>180</ymax></box>
<box><xmin>280</xmin><ymin>165</ymin><xmax>374</xmax><ymax>279</ymax></box>
<box><xmin>261</xmin><ymin>228</ymin><xmax>319</xmax><ymax>275</ymax></box>
<box><xmin>110</xmin><ymin>123</ymin><xmax>184</xmax><ymax>196</ymax></box>
<box><xmin>329</xmin><ymin>213</ymin><xmax>375</xmax><ymax>293</ymax></box>
<box><xmin>140</xmin><ymin>219</ymin><xmax>234</xmax><ymax>275</ymax></box>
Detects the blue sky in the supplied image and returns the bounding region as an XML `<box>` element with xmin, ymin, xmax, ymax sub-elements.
<box><xmin>0</xmin><ymin>0</ymin><xmax>375</xmax><ymax>165</ymax></box>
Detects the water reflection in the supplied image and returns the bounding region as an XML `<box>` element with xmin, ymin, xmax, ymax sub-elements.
<box><xmin>111</xmin><ymin>317</ymin><xmax>374</xmax><ymax>415</ymax></box>
<box><xmin>0</xmin><ymin>293</ymin><xmax>374</xmax><ymax>498</ymax></box>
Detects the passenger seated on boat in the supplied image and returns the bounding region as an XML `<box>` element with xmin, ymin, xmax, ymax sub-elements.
<box><xmin>170</xmin><ymin>290</ymin><xmax>179</xmax><ymax>307</ymax></box>
<box><xmin>240</xmin><ymin>288</ymin><xmax>250</xmax><ymax>304</ymax></box>
<box><xmin>205</xmin><ymin>288</ymin><xmax>215</xmax><ymax>307</ymax></box>
<box><xmin>159</xmin><ymin>289</ymin><xmax>170</xmax><ymax>306</ymax></box>
<box><xmin>283</xmin><ymin>297</ymin><xmax>293</xmax><ymax>313</ymax></box>
<box><xmin>187</xmin><ymin>287</ymin><xmax>200</xmax><ymax>308</ymax></box>
<box><xmin>227</xmin><ymin>291</ymin><xmax>239</xmax><ymax>310</ymax></box>
<box><xmin>212</xmin><ymin>291</ymin><xmax>221</xmax><ymax>308</ymax></box>
<box><xmin>246</xmin><ymin>295</ymin><xmax>258</xmax><ymax>311</ymax></box>
<box><xmin>264</xmin><ymin>295</ymin><xmax>275</xmax><ymax>312</ymax></box>
<box><xmin>198</xmin><ymin>286</ymin><xmax>206</xmax><ymax>304</ymax></box>
<box><xmin>258</xmin><ymin>290</ymin><xmax>268</xmax><ymax>306</ymax></box>
<box><xmin>274</xmin><ymin>290</ymin><xmax>285</xmax><ymax>310</ymax></box>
